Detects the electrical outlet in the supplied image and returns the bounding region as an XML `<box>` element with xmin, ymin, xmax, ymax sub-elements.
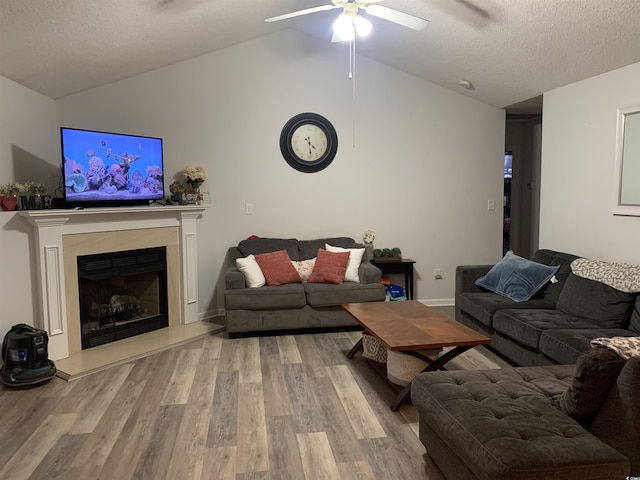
<box><xmin>487</xmin><ymin>199</ymin><xmax>496</xmax><ymax>211</ymax></box>
<box><xmin>433</xmin><ymin>268</ymin><xmax>443</xmax><ymax>280</ymax></box>
<box><xmin>245</xmin><ymin>202</ymin><xmax>253</xmax><ymax>215</ymax></box>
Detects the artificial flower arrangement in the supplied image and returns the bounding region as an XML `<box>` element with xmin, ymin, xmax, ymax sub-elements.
<box><xmin>0</xmin><ymin>182</ymin><xmax>24</xmax><ymax>196</ymax></box>
<box><xmin>0</xmin><ymin>181</ymin><xmax>48</xmax><ymax>211</ymax></box>
<box><xmin>183</xmin><ymin>166</ymin><xmax>206</xmax><ymax>188</ymax></box>
<box><xmin>363</xmin><ymin>229</ymin><xmax>375</xmax><ymax>244</ymax></box>
<box><xmin>167</xmin><ymin>166</ymin><xmax>207</xmax><ymax>204</ymax></box>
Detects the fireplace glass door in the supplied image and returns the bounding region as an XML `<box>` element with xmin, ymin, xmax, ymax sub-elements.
<box><xmin>77</xmin><ymin>246</ymin><xmax>168</xmax><ymax>349</ymax></box>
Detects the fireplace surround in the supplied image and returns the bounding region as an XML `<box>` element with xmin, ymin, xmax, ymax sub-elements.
<box><xmin>19</xmin><ymin>205</ymin><xmax>206</xmax><ymax>361</ymax></box>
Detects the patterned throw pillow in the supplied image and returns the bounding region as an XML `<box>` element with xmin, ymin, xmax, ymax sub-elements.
<box><xmin>255</xmin><ymin>250</ymin><xmax>301</xmax><ymax>286</ymax></box>
<box><xmin>308</xmin><ymin>249</ymin><xmax>350</xmax><ymax>284</ymax></box>
<box><xmin>291</xmin><ymin>258</ymin><xmax>316</xmax><ymax>282</ymax></box>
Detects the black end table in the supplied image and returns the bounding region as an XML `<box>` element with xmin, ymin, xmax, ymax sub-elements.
<box><xmin>371</xmin><ymin>258</ymin><xmax>416</xmax><ymax>300</ymax></box>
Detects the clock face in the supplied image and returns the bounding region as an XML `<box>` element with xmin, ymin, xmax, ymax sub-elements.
<box><xmin>280</xmin><ymin>113</ymin><xmax>338</xmax><ymax>173</ymax></box>
<box><xmin>291</xmin><ymin>124</ymin><xmax>328</xmax><ymax>162</ymax></box>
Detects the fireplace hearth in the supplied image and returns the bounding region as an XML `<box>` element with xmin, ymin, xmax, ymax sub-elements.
<box><xmin>78</xmin><ymin>246</ymin><xmax>168</xmax><ymax>349</ymax></box>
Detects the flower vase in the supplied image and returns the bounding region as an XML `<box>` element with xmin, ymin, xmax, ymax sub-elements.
<box><xmin>185</xmin><ymin>183</ymin><xmax>201</xmax><ymax>205</ymax></box>
<box><xmin>364</xmin><ymin>242</ymin><xmax>374</xmax><ymax>261</ymax></box>
<box><xmin>0</xmin><ymin>195</ymin><xmax>19</xmax><ymax>211</ymax></box>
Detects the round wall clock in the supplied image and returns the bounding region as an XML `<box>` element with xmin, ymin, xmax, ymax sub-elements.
<box><xmin>280</xmin><ymin>112</ymin><xmax>338</xmax><ymax>173</ymax></box>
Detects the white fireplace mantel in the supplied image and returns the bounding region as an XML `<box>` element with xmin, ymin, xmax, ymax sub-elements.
<box><xmin>20</xmin><ymin>205</ymin><xmax>207</xmax><ymax>360</ymax></box>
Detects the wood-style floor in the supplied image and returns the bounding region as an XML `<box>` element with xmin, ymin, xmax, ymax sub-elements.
<box><xmin>0</xmin><ymin>308</ymin><xmax>509</xmax><ymax>480</ymax></box>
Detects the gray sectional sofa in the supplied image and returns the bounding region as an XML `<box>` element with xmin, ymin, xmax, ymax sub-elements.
<box><xmin>224</xmin><ymin>237</ymin><xmax>386</xmax><ymax>336</ymax></box>
<box><xmin>455</xmin><ymin>249</ymin><xmax>640</xmax><ymax>366</ymax></box>
<box><xmin>411</xmin><ymin>347</ymin><xmax>640</xmax><ymax>479</ymax></box>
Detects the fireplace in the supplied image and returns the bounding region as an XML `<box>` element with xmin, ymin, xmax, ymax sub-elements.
<box><xmin>19</xmin><ymin>205</ymin><xmax>207</xmax><ymax>361</ymax></box>
<box><xmin>78</xmin><ymin>246</ymin><xmax>169</xmax><ymax>349</ymax></box>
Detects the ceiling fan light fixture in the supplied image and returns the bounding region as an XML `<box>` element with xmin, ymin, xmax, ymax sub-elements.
<box><xmin>353</xmin><ymin>14</ymin><xmax>372</xmax><ymax>37</ymax></box>
<box><xmin>333</xmin><ymin>12</ymin><xmax>355</xmax><ymax>41</ymax></box>
<box><xmin>459</xmin><ymin>79</ymin><xmax>475</xmax><ymax>90</ymax></box>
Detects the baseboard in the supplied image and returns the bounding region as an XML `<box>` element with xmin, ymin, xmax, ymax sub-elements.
<box><xmin>420</xmin><ymin>298</ymin><xmax>454</xmax><ymax>307</ymax></box>
<box><xmin>201</xmin><ymin>308</ymin><xmax>226</xmax><ymax>324</ymax></box>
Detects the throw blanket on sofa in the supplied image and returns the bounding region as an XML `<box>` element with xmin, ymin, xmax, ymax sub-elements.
<box><xmin>591</xmin><ymin>336</ymin><xmax>640</xmax><ymax>360</ymax></box>
<box><xmin>571</xmin><ymin>258</ymin><xmax>640</xmax><ymax>293</ymax></box>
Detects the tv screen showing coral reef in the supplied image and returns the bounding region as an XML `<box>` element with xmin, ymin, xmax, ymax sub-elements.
<box><xmin>61</xmin><ymin>127</ymin><xmax>164</xmax><ymax>207</ymax></box>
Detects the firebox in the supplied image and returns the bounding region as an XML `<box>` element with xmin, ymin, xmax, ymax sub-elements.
<box><xmin>77</xmin><ymin>246</ymin><xmax>168</xmax><ymax>349</ymax></box>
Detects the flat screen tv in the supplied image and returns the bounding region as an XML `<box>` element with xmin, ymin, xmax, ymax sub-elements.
<box><xmin>61</xmin><ymin>127</ymin><xmax>164</xmax><ymax>208</ymax></box>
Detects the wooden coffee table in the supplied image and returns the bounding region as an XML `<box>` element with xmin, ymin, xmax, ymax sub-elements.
<box><xmin>343</xmin><ymin>301</ymin><xmax>491</xmax><ymax>410</ymax></box>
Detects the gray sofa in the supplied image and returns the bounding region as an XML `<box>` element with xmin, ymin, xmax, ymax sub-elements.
<box><xmin>411</xmin><ymin>347</ymin><xmax>639</xmax><ymax>479</ymax></box>
<box><xmin>224</xmin><ymin>237</ymin><xmax>386</xmax><ymax>336</ymax></box>
<box><xmin>455</xmin><ymin>249</ymin><xmax>640</xmax><ymax>366</ymax></box>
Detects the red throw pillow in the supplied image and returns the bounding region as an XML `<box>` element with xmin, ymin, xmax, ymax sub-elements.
<box><xmin>255</xmin><ymin>250</ymin><xmax>301</xmax><ymax>286</ymax></box>
<box><xmin>309</xmin><ymin>249</ymin><xmax>350</xmax><ymax>284</ymax></box>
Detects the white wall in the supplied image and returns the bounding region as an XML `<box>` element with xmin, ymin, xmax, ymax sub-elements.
<box><xmin>0</xmin><ymin>75</ymin><xmax>58</xmax><ymax>339</ymax></box>
<box><xmin>541</xmin><ymin>61</ymin><xmax>640</xmax><ymax>263</ymax></box>
<box><xmin>55</xmin><ymin>30</ymin><xmax>505</xmax><ymax>315</ymax></box>
<box><xmin>3</xmin><ymin>29</ymin><xmax>504</xmax><ymax>336</ymax></box>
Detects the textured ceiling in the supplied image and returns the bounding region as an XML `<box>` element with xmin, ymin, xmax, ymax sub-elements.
<box><xmin>2</xmin><ymin>0</ymin><xmax>640</xmax><ymax>111</ymax></box>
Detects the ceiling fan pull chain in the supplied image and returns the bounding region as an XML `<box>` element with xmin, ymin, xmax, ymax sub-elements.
<box><xmin>351</xmin><ymin>37</ymin><xmax>357</xmax><ymax>147</ymax></box>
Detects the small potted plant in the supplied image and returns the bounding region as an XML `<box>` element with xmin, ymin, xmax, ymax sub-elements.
<box><xmin>169</xmin><ymin>180</ymin><xmax>186</xmax><ymax>204</ymax></box>
<box><xmin>0</xmin><ymin>182</ymin><xmax>24</xmax><ymax>211</ymax></box>
<box><xmin>22</xmin><ymin>181</ymin><xmax>48</xmax><ymax>209</ymax></box>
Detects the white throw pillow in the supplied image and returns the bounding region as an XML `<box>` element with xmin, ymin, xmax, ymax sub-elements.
<box><xmin>236</xmin><ymin>254</ymin><xmax>266</xmax><ymax>288</ymax></box>
<box><xmin>325</xmin><ymin>244</ymin><xmax>365</xmax><ymax>283</ymax></box>
<box><xmin>292</xmin><ymin>258</ymin><xmax>316</xmax><ymax>282</ymax></box>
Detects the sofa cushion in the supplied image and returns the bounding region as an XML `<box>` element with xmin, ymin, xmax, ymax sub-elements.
<box><xmin>532</xmin><ymin>249</ymin><xmax>580</xmax><ymax>304</ymax></box>
<box><xmin>238</xmin><ymin>237</ymin><xmax>299</xmax><ymax>260</ymax></box>
<box><xmin>475</xmin><ymin>251</ymin><xmax>560</xmax><ymax>302</ymax></box>
<box><xmin>235</xmin><ymin>254</ymin><xmax>266</xmax><ymax>288</ymax></box>
<box><xmin>304</xmin><ymin>282</ymin><xmax>385</xmax><ymax>307</ymax></box>
<box><xmin>298</xmin><ymin>237</ymin><xmax>355</xmax><ymax>260</ymax></box>
<box><xmin>540</xmin><ymin>328</ymin><xmax>638</xmax><ymax>365</ymax></box>
<box><xmin>308</xmin><ymin>249</ymin><xmax>350</xmax><ymax>284</ymax></box>
<box><xmin>550</xmin><ymin>347</ymin><xmax>626</xmax><ymax>424</ymax></box>
<box><xmin>457</xmin><ymin>292</ymin><xmax>554</xmax><ymax>328</ymax></box>
<box><xmin>325</xmin><ymin>243</ymin><xmax>365</xmax><ymax>283</ymax></box>
<box><xmin>493</xmin><ymin>309</ymin><xmax>600</xmax><ymax>349</ymax></box>
<box><xmin>556</xmin><ymin>273</ymin><xmax>636</xmax><ymax>329</ymax></box>
<box><xmin>255</xmin><ymin>250</ymin><xmax>301</xmax><ymax>286</ymax></box>
<box><xmin>224</xmin><ymin>283</ymin><xmax>307</xmax><ymax>310</ymax></box>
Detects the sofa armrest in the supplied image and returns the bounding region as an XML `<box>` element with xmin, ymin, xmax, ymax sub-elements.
<box><xmin>224</xmin><ymin>247</ymin><xmax>246</xmax><ymax>290</ymax></box>
<box><xmin>225</xmin><ymin>268</ymin><xmax>246</xmax><ymax>290</ymax></box>
<box><xmin>359</xmin><ymin>260</ymin><xmax>382</xmax><ymax>284</ymax></box>
<box><xmin>455</xmin><ymin>264</ymin><xmax>494</xmax><ymax>295</ymax></box>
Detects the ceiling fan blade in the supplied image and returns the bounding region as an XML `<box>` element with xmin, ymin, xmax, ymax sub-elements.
<box><xmin>265</xmin><ymin>5</ymin><xmax>340</xmax><ymax>23</ymax></box>
<box><xmin>364</xmin><ymin>4</ymin><xmax>429</xmax><ymax>30</ymax></box>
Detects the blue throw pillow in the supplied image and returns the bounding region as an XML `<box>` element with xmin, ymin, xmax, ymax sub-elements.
<box><xmin>475</xmin><ymin>251</ymin><xmax>560</xmax><ymax>302</ymax></box>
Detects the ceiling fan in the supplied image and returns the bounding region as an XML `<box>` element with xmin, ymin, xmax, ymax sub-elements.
<box><xmin>265</xmin><ymin>0</ymin><xmax>429</xmax><ymax>42</ymax></box>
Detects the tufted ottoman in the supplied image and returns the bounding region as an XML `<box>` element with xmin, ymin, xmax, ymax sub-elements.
<box><xmin>411</xmin><ymin>361</ymin><xmax>635</xmax><ymax>480</ymax></box>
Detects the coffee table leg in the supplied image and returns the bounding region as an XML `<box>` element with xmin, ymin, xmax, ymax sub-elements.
<box><xmin>389</xmin><ymin>345</ymin><xmax>475</xmax><ymax>411</ymax></box>
<box><xmin>347</xmin><ymin>337</ymin><xmax>364</xmax><ymax>359</ymax></box>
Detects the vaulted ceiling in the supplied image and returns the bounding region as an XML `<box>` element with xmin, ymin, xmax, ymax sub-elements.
<box><xmin>2</xmin><ymin>0</ymin><xmax>640</xmax><ymax>113</ymax></box>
